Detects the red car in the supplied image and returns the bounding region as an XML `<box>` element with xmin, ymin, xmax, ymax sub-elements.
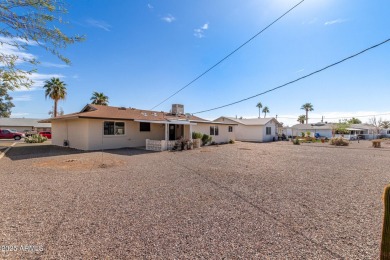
<box><xmin>0</xmin><ymin>129</ymin><xmax>24</xmax><ymax>140</ymax></box>
<box><xmin>39</xmin><ymin>131</ymin><xmax>52</xmax><ymax>139</ymax></box>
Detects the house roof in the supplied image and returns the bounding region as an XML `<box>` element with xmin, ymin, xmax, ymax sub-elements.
<box><xmin>215</xmin><ymin>116</ymin><xmax>280</xmax><ymax>126</ymax></box>
<box><xmin>292</xmin><ymin>123</ymin><xmax>334</xmax><ymax>130</ymax></box>
<box><xmin>0</xmin><ymin>118</ymin><xmax>51</xmax><ymax>128</ymax></box>
<box><xmin>349</xmin><ymin>123</ymin><xmax>377</xmax><ymax>130</ymax></box>
<box><xmin>39</xmin><ymin>104</ymin><xmax>208</xmax><ymax>123</ymax></box>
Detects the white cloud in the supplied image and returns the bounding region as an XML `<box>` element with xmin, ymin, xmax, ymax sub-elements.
<box><xmin>12</xmin><ymin>95</ymin><xmax>32</xmax><ymax>101</ymax></box>
<box><xmin>13</xmin><ymin>73</ymin><xmax>65</xmax><ymax>92</ymax></box>
<box><xmin>324</xmin><ymin>18</ymin><xmax>347</xmax><ymax>26</ymax></box>
<box><xmin>40</xmin><ymin>61</ymin><xmax>69</xmax><ymax>68</ymax></box>
<box><xmin>0</xmin><ymin>39</ymin><xmax>37</xmax><ymax>65</ymax></box>
<box><xmin>10</xmin><ymin>113</ymin><xmax>29</xmax><ymax>118</ymax></box>
<box><xmin>86</xmin><ymin>18</ymin><xmax>112</xmax><ymax>31</ymax></box>
<box><xmin>194</xmin><ymin>23</ymin><xmax>209</xmax><ymax>38</ymax></box>
<box><xmin>295</xmin><ymin>69</ymin><xmax>305</xmax><ymax>73</ymax></box>
<box><xmin>147</xmin><ymin>3</ymin><xmax>153</xmax><ymax>9</ymax></box>
<box><xmin>162</xmin><ymin>14</ymin><xmax>175</xmax><ymax>23</ymax></box>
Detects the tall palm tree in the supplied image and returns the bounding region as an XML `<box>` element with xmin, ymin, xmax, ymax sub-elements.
<box><xmin>262</xmin><ymin>106</ymin><xmax>270</xmax><ymax>118</ymax></box>
<box><xmin>301</xmin><ymin>103</ymin><xmax>314</xmax><ymax>124</ymax></box>
<box><xmin>297</xmin><ymin>115</ymin><xmax>306</xmax><ymax>124</ymax></box>
<box><xmin>90</xmin><ymin>92</ymin><xmax>109</xmax><ymax>105</ymax></box>
<box><xmin>43</xmin><ymin>77</ymin><xmax>67</xmax><ymax>117</ymax></box>
<box><xmin>256</xmin><ymin>102</ymin><xmax>262</xmax><ymax>118</ymax></box>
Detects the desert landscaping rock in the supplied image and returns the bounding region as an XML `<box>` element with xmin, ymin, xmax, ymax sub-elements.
<box><xmin>0</xmin><ymin>140</ymin><xmax>388</xmax><ymax>258</ymax></box>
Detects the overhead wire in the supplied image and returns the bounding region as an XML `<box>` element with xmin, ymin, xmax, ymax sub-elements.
<box><xmin>150</xmin><ymin>0</ymin><xmax>305</xmax><ymax>110</ymax></box>
<box><xmin>192</xmin><ymin>38</ymin><xmax>390</xmax><ymax>114</ymax></box>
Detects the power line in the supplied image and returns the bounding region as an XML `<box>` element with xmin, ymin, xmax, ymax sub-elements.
<box><xmin>150</xmin><ymin>0</ymin><xmax>305</xmax><ymax>110</ymax></box>
<box><xmin>193</xmin><ymin>38</ymin><xmax>390</xmax><ymax>114</ymax></box>
<box><xmin>277</xmin><ymin>112</ymin><xmax>390</xmax><ymax>120</ymax></box>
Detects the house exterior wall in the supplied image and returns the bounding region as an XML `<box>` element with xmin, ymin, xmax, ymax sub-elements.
<box><xmin>214</xmin><ymin>117</ymin><xmax>278</xmax><ymax>142</ymax></box>
<box><xmin>52</xmin><ymin>119</ymin><xmax>89</xmax><ymax>150</ymax></box>
<box><xmin>52</xmin><ymin>119</ymin><xmax>166</xmax><ymax>150</ymax></box>
<box><xmin>87</xmin><ymin>119</ymin><xmax>165</xmax><ymax>150</ymax></box>
<box><xmin>192</xmin><ymin>123</ymin><xmax>235</xmax><ymax>143</ymax></box>
<box><xmin>292</xmin><ymin>128</ymin><xmax>333</xmax><ymax>138</ymax></box>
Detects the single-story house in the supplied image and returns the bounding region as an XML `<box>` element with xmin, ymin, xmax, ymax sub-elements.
<box><xmin>336</xmin><ymin>124</ymin><xmax>379</xmax><ymax>140</ymax></box>
<box><xmin>291</xmin><ymin>123</ymin><xmax>334</xmax><ymax>138</ymax></box>
<box><xmin>40</xmin><ymin>104</ymin><xmax>236</xmax><ymax>151</ymax></box>
<box><xmin>0</xmin><ymin>118</ymin><xmax>51</xmax><ymax>132</ymax></box>
<box><xmin>380</xmin><ymin>128</ymin><xmax>390</xmax><ymax>137</ymax></box>
<box><xmin>213</xmin><ymin>116</ymin><xmax>280</xmax><ymax>142</ymax></box>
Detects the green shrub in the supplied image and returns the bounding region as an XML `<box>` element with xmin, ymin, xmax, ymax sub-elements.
<box><xmin>293</xmin><ymin>138</ymin><xmax>300</xmax><ymax>145</ymax></box>
<box><xmin>24</xmin><ymin>134</ymin><xmax>47</xmax><ymax>143</ymax></box>
<box><xmin>229</xmin><ymin>139</ymin><xmax>235</xmax><ymax>144</ymax></box>
<box><xmin>301</xmin><ymin>132</ymin><xmax>305</xmax><ymax>137</ymax></box>
<box><xmin>201</xmin><ymin>134</ymin><xmax>212</xmax><ymax>146</ymax></box>
<box><xmin>192</xmin><ymin>132</ymin><xmax>203</xmax><ymax>139</ymax></box>
<box><xmin>329</xmin><ymin>137</ymin><xmax>349</xmax><ymax>146</ymax></box>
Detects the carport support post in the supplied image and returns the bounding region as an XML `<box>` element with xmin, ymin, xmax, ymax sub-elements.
<box><xmin>165</xmin><ymin>123</ymin><xmax>169</xmax><ymax>150</ymax></box>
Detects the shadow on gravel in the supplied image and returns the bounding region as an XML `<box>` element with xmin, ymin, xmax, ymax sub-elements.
<box><xmin>6</xmin><ymin>145</ymin><xmax>158</xmax><ymax>161</ymax></box>
<box><xmin>6</xmin><ymin>145</ymin><xmax>86</xmax><ymax>161</ymax></box>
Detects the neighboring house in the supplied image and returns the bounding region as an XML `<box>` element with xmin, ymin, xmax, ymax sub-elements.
<box><xmin>380</xmin><ymin>128</ymin><xmax>390</xmax><ymax>137</ymax></box>
<box><xmin>291</xmin><ymin>123</ymin><xmax>333</xmax><ymax>138</ymax></box>
<box><xmin>0</xmin><ymin>118</ymin><xmax>51</xmax><ymax>132</ymax></box>
<box><xmin>213</xmin><ymin>117</ymin><xmax>280</xmax><ymax>142</ymax></box>
<box><xmin>40</xmin><ymin>104</ymin><xmax>236</xmax><ymax>151</ymax></box>
<box><xmin>338</xmin><ymin>124</ymin><xmax>380</xmax><ymax>140</ymax></box>
<box><xmin>281</xmin><ymin>126</ymin><xmax>293</xmax><ymax>137</ymax></box>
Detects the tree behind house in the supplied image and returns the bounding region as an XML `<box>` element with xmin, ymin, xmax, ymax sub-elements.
<box><xmin>43</xmin><ymin>78</ymin><xmax>67</xmax><ymax>117</ymax></box>
<box><xmin>90</xmin><ymin>92</ymin><xmax>109</xmax><ymax>106</ymax></box>
<box><xmin>0</xmin><ymin>83</ymin><xmax>14</xmax><ymax>117</ymax></box>
<box><xmin>0</xmin><ymin>1</ymin><xmax>84</xmax><ymax>90</ymax></box>
<box><xmin>301</xmin><ymin>103</ymin><xmax>314</xmax><ymax>124</ymax></box>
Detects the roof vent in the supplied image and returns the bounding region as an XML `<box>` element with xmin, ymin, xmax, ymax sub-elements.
<box><xmin>152</xmin><ymin>112</ymin><xmax>158</xmax><ymax>117</ymax></box>
<box><xmin>118</xmin><ymin>107</ymin><xmax>127</xmax><ymax>110</ymax></box>
<box><xmin>141</xmin><ymin>112</ymin><xmax>148</xmax><ymax>116</ymax></box>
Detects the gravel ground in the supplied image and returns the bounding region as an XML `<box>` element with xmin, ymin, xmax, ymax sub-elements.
<box><xmin>0</xmin><ymin>141</ymin><xmax>389</xmax><ymax>259</ymax></box>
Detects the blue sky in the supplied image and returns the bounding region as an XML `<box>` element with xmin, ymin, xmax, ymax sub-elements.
<box><xmin>8</xmin><ymin>0</ymin><xmax>390</xmax><ymax>126</ymax></box>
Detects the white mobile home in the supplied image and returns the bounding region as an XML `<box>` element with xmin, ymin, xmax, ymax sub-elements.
<box><xmin>214</xmin><ymin>117</ymin><xmax>280</xmax><ymax>142</ymax></box>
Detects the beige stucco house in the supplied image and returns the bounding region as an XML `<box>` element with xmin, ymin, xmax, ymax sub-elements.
<box><xmin>0</xmin><ymin>118</ymin><xmax>51</xmax><ymax>132</ymax></box>
<box><xmin>41</xmin><ymin>104</ymin><xmax>235</xmax><ymax>151</ymax></box>
<box><xmin>213</xmin><ymin>117</ymin><xmax>280</xmax><ymax>142</ymax></box>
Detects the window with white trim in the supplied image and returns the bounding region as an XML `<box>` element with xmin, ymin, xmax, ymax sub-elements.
<box><xmin>210</xmin><ymin>126</ymin><xmax>219</xmax><ymax>136</ymax></box>
<box><xmin>104</xmin><ymin>121</ymin><xmax>125</xmax><ymax>135</ymax></box>
<box><xmin>266</xmin><ymin>127</ymin><xmax>271</xmax><ymax>135</ymax></box>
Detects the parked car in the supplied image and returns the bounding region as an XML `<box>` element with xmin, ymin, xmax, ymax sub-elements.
<box><xmin>0</xmin><ymin>129</ymin><xmax>25</xmax><ymax>140</ymax></box>
<box><xmin>39</xmin><ymin>131</ymin><xmax>52</xmax><ymax>139</ymax></box>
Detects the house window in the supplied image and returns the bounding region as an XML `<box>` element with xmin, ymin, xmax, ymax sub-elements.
<box><xmin>228</xmin><ymin>126</ymin><xmax>233</xmax><ymax>132</ymax></box>
<box><xmin>210</xmin><ymin>126</ymin><xmax>219</xmax><ymax>136</ymax></box>
<box><xmin>104</xmin><ymin>121</ymin><xmax>125</xmax><ymax>135</ymax></box>
<box><xmin>266</xmin><ymin>127</ymin><xmax>271</xmax><ymax>135</ymax></box>
<box><xmin>140</xmin><ymin>122</ymin><xmax>151</xmax><ymax>132</ymax></box>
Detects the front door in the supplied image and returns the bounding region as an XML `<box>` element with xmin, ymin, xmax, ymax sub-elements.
<box><xmin>169</xmin><ymin>124</ymin><xmax>176</xmax><ymax>140</ymax></box>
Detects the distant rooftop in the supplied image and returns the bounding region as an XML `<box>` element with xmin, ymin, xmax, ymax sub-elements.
<box><xmin>0</xmin><ymin>118</ymin><xmax>51</xmax><ymax>128</ymax></box>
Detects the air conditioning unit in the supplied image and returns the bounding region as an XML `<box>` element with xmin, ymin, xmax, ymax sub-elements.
<box><xmin>172</xmin><ymin>104</ymin><xmax>184</xmax><ymax>115</ymax></box>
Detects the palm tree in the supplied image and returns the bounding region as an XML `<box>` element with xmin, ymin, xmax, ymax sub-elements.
<box><xmin>256</xmin><ymin>102</ymin><xmax>262</xmax><ymax>118</ymax></box>
<box><xmin>301</xmin><ymin>103</ymin><xmax>314</xmax><ymax>124</ymax></box>
<box><xmin>297</xmin><ymin>115</ymin><xmax>306</xmax><ymax>124</ymax></box>
<box><xmin>43</xmin><ymin>77</ymin><xmax>67</xmax><ymax>117</ymax></box>
<box><xmin>90</xmin><ymin>92</ymin><xmax>109</xmax><ymax>105</ymax></box>
<box><xmin>262</xmin><ymin>106</ymin><xmax>270</xmax><ymax>118</ymax></box>
<box><xmin>380</xmin><ymin>120</ymin><xmax>390</xmax><ymax>129</ymax></box>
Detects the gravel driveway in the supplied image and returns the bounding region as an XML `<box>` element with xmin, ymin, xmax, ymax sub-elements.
<box><xmin>0</xmin><ymin>141</ymin><xmax>388</xmax><ymax>259</ymax></box>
